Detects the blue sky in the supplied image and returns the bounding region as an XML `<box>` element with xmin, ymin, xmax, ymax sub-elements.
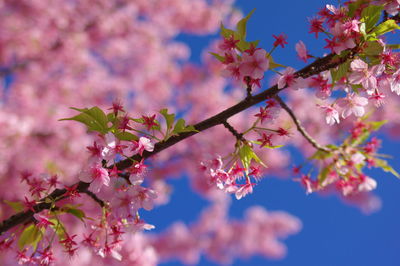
<box><xmin>144</xmin><ymin>1</ymin><xmax>400</xmax><ymax>266</ymax></box>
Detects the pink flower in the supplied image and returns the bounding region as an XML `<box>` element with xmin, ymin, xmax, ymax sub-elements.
<box><xmin>79</xmin><ymin>163</ymin><xmax>110</xmax><ymax>193</ymax></box>
<box><xmin>39</xmin><ymin>248</ymin><xmax>55</xmax><ymax>265</ymax></box>
<box><xmin>272</xmin><ymin>33</ymin><xmax>288</xmax><ymax>48</ymax></box>
<box><xmin>296</xmin><ymin>175</ymin><xmax>317</xmax><ymax>194</ymax></box>
<box><xmin>295</xmin><ymin>41</ymin><xmax>310</xmax><ymax>62</ymax></box>
<box><xmin>131</xmin><ymin>186</ymin><xmax>157</xmax><ymax>211</ymax></box>
<box><xmin>101</xmin><ymin>133</ymin><xmax>118</xmax><ymax>162</ymax></box>
<box><xmin>390</xmin><ymin>69</ymin><xmax>400</xmax><ymax>95</ymax></box>
<box><xmin>129</xmin><ymin>160</ymin><xmax>147</xmax><ymax>184</ymax></box>
<box><xmin>142</xmin><ymin>114</ymin><xmax>158</xmax><ymax>131</ymax></box>
<box><xmin>358</xmin><ymin>175</ymin><xmax>377</xmax><ymax>192</ymax></box>
<box><xmin>368</xmin><ymin>91</ymin><xmax>385</xmax><ymax>107</ymax></box>
<box><xmin>126</xmin><ymin>137</ymin><xmax>154</xmax><ymax>157</ymax></box>
<box><xmin>336</xmin><ymin>179</ymin><xmax>355</xmax><ymax>196</ymax></box>
<box><xmin>317</xmin><ymin>105</ymin><xmax>340</xmax><ymax>125</ymax></box>
<box><xmin>235</xmin><ymin>183</ymin><xmax>253</xmax><ymax>199</ymax></box>
<box><xmin>327</xmin><ymin>22</ymin><xmax>358</xmax><ymax>54</ymax></box>
<box><xmin>342</xmin><ymin>20</ymin><xmax>360</xmax><ymax>34</ymax></box>
<box><xmin>254</xmin><ymin>107</ymin><xmax>271</xmax><ymax>124</ymax></box>
<box><xmin>218</xmin><ymin>35</ymin><xmax>239</xmax><ymax>51</ymax></box>
<box><xmin>257</xmin><ymin>133</ymin><xmax>273</xmax><ymax>147</ymax></box>
<box><xmin>309</xmin><ymin>17</ymin><xmax>324</xmax><ymax>38</ymax></box>
<box><xmin>137</xmin><ymin>137</ymin><xmax>154</xmax><ymax>156</ymax></box>
<box><xmin>337</xmin><ymin>93</ymin><xmax>368</xmax><ymax>118</ymax></box>
<box><xmin>239</xmin><ymin>49</ymin><xmax>269</xmax><ymax>79</ymax></box>
<box><xmin>221</xmin><ymin>61</ymin><xmax>242</xmax><ymax>80</ymax></box>
<box><xmin>210</xmin><ymin>168</ymin><xmax>231</xmax><ymax>189</ymax></box>
<box><xmin>348</xmin><ymin>59</ymin><xmax>385</xmax><ymax>93</ymax></box>
<box><xmin>277</xmin><ymin>67</ymin><xmax>296</xmax><ymax>89</ymax></box>
<box><xmin>33</xmin><ymin>211</ymin><xmax>54</xmax><ymax>229</ymax></box>
<box><xmin>350</xmin><ymin>152</ymin><xmax>365</xmax><ymax>165</ymax></box>
<box><xmin>108</xmin><ymin>100</ymin><xmax>125</xmax><ymax>115</ymax></box>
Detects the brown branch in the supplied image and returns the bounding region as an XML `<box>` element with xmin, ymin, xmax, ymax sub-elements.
<box><xmin>0</xmin><ymin>45</ymin><xmax>358</xmax><ymax>235</ymax></box>
<box><xmin>82</xmin><ymin>190</ymin><xmax>106</xmax><ymax>208</ymax></box>
<box><xmin>274</xmin><ymin>95</ymin><xmax>330</xmax><ymax>153</ymax></box>
<box><xmin>222</xmin><ymin>121</ymin><xmax>245</xmax><ymax>141</ymax></box>
<box><xmin>0</xmin><ymin>182</ymin><xmax>89</xmax><ymax>235</ymax></box>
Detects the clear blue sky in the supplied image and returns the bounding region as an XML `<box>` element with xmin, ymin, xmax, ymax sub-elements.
<box><xmin>144</xmin><ymin>1</ymin><xmax>400</xmax><ymax>266</ymax></box>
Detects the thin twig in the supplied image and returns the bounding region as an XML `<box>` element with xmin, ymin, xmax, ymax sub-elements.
<box><xmin>274</xmin><ymin>95</ymin><xmax>330</xmax><ymax>153</ymax></box>
<box><xmin>82</xmin><ymin>190</ymin><xmax>106</xmax><ymax>207</ymax></box>
<box><xmin>222</xmin><ymin>121</ymin><xmax>245</xmax><ymax>141</ymax></box>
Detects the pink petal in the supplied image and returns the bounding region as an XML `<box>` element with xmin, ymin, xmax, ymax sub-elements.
<box><xmin>350</xmin><ymin>59</ymin><xmax>368</xmax><ymax>71</ymax></box>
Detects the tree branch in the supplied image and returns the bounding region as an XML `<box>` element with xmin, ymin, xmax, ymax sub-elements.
<box><xmin>222</xmin><ymin>121</ymin><xmax>245</xmax><ymax>141</ymax></box>
<box><xmin>0</xmin><ymin>45</ymin><xmax>357</xmax><ymax>235</ymax></box>
<box><xmin>274</xmin><ymin>95</ymin><xmax>330</xmax><ymax>153</ymax></box>
<box><xmin>82</xmin><ymin>190</ymin><xmax>106</xmax><ymax>208</ymax></box>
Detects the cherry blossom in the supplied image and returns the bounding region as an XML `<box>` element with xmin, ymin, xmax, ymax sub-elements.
<box><xmin>235</xmin><ymin>182</ymin><xmax>254</xmax><ymax>200</ymax></box>
<box><xmin>219</xmin><ymin>35</ymin><xmax>240</xmax><ymax>51</ymax></box>
<box><xmin>390</xmin><ymin>69</ymin><xmax>400</xmax><ymax>95</ymax></box>
<box><xmin>137</xmin><ymin>137</ymin><xmax>155</xmax><ymax>155</ymax></box>
<box><xmin>295</xmin><ymin>41</ymin><xmax>311</xmax><ymax>62</ymax></box>
<box><xmin>239</xmin><ymin>49</ymin><xmax>269</xmax><ymax>79</ymax></box>
<box><xmin>33</xmin><ymin>211</ymin><xmax>54</xmax><ymax>229</ymax></box>
<box><xmin>272</xmin><ymin>34</ymin><xmax>288</xmax><ymax>48</ymax></box>
<box><xmin>131</xmin><ymin>186</ymin><xmax>158</xmax><ymax>211</ymax></box>
<box><xmin>278</xmin><ymin>67</ymin><xmax>297</xmax><ymax>89</ymax></box>
<box><xmin>358</xmin><ymin>175</ymin><xmax>377</xmax><ymax>192</ymax></box>
<box><xmin>79</xmin><ymin>164</ymin><xmax>110</xmax><ymax>193</ymax></box>
<box><xmin>337</xmin><ymin>93</ymin><xmax>369</xmax><ymax>118</ymax></box>
<box><xmin>317</xmin><ymin>104</ymin><xmax>340</xmax><ymax>125</ymax></box>
<box><xmin>348</xmin><ymin>59</ymin><xmax>385</xmax><ymax>94</ymax></box>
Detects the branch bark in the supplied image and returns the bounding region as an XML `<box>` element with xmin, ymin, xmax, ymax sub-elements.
<box><xmin>0</xmin><ymin>44</ymin><xmax>359</xmax><ymax>235</ymax></box>
<box><xmin>274</xmin><ymin>95</ymin><xmax>330</xmax><ymax>153</ymax></box>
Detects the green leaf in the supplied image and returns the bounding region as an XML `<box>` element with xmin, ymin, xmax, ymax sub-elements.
<box><xmin>374</xmin><ymin>158</ymin><xmax>400</xmax><ymax>178</ymax></box>
<box><xmin>60</xmin><ymin>107</ymin><xmax>109</xmax><ymax>134</ymax></box>
<box><xmin>238</xmin><ymin>144</ymin><xmax>267</xmax><ymax>169</ymax></box>
<box><xmin>172</xmin><ymin>118</ymin><xmax>198</xmax><ymax>135</ymax></box>
<box><xmin>330</xmin><ymin>61</ymin><xmax>350</xmax><ymax>85</ymax></box>
<box><xmin>348</xmin><ymin>0</ymin><xmax>366</xmax><ymax>17</ymax></box>
<box><xmin>235</xmin><ymin>40</ymin><xmax>248</xmax><ymax>51</ymax></box>
<box><xmin>351</xmin><ymin>131</ymin><xmax>370</xmax><ymax>147</ymax></box>
<box><xmin>130</xmin><ymin>117</ymin><xmax>161</xmax><ymax>131</ymax></box>
<box><xmin>131</xmin><ymin>117</ymin><xmax>144</xmax><ymax>123</ymax></box>
<box><xmin>209</xmin><ymin>52</ymin><xmax>225</xmax><ymax>63</ymax></box>
<box><xmin>368</xmin><ymin>120</ymin><xmax>387</xmax><ymax>131</ymax></box>
<box><xmin>49</xmin><ymin>219</ymin><xmax>66</xmax><ymax>240</ymax></box>
<box><xmin>114</xmin><ymin>131</ymin><xmax>138</xmax><ymax>141</ymax></box>
<box><xmin>361</xmin><ymin>5</ymin><xmax>383</xmax><ymax>31</ymax></box>
<box><xmin>236</xmin><ymin>9</ymin><xmax>255</xmax><ymax>40</ymax></box>
<box><xmin>308</xmin><ymin>150</ymin><xmax>333</xmax><ymax>160</ymax></box>
<box><xmin>363</xmin><ymin>41</ymin><xmax>384</xmax><ymax>56</ymax></box>
<box><xmin>160</xmin><ymin>109</ymin><xmax>175</xmax><ymax>132</ymax></box>
<box><xmin>371</xmin><ymin>19</ymin><xmax>400</xmax><ymax>36</ymax></box>
<box><xmin>220</xmin><ymin>23</ymin><xmax>235</xmax><ymax>39</ymax></box>
<box><xmin>18</xmin><ymin>225</ymin><xmax>44</xmax><ymax>251</ymax></box>
<box><xmin>268</xmin><ymin>55</ymin><xmax>286</xmax><ymax>69</ymax></box>
<box><xmin>235</xmin><ymin>39</ymin><xmax>259</xmax><ymax>52</ymax></box>
<box><xmin>359</xmin><ymin>22</ymin><xmax>367</xmax><ymax>38</ymax></box>
<box><xmin>65</xmin><ymin>207</ymin><xmax>87</xmax><ymax>222</ymax></box>
<box><xmin>3</xmin><ymin>200</ymin><xmax>24</xmax><ymax>212</ymax></box>
<box><xmin>251</xmin><ymin>141</ymin><xmax>284</xmax><ymax>149</ymax></box>
<box><xmin>107</xmin><ymin>113</ymin><xmax>116</xmax><ymax>122</ymax></box>
<box><xmin>318</xmin><ymin>165</ymin><xmax>331</xmax><ymax>185</ymax></box>
<box><xmin>386</xmin><ymin>44</ymin><xmax>400</xmax><ymax>50</ymax></box>
<box><xmin>263</xmin><ymin>144</ymin><xmax>284</xmax><ymax>149</ymax></box>
<box><xmin>325</xmin><ymin>144</ymin><xmax>338</xmax><ymax>150</ymax></box>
